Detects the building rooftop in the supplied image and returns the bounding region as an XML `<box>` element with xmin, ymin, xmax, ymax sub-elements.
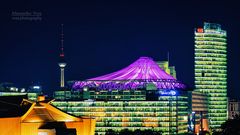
<box><xmin>89</xmin><ymin>57</ymin><xmax>175</xmax><ymax>80</ymax></box>
<box><xmin>73</xmin><ymin>57</ymin><xmax>186</xmax><ymax>90</ymax></box>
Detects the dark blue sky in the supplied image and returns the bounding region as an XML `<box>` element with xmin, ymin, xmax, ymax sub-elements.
<box><xmin>0</xmin><ymin>0</ymin><xmax>239</xmax><ymax>98</ymax></box>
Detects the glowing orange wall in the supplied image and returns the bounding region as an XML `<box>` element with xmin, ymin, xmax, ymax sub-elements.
<box><xmin>66</xmin><ymin>122</ymin><xmax>82</xmax><ymax>135</ymax></box>
<box><xmin>66</xmin><ymin>119</ymin><xmax>96</xmax><ymax>135</ymax></box>
<box><xmin>0</xmin><ymin>101</ymin><xmax>96</xmax><ymax>135</ymax></box>
<box><xmin>21</xmin><ymin>121</ymin><xmax>95</xmax><ymax>135</ymax></box>
<box><xmin>21</xmin><ymin>123</ymin><xmax>43</xmax><ymax>135</ymax></box>
<box><xmin>83</xmin><ymin>118</ymin><xmax>96</xmax><ymax>135</ymax></box>
<box><xmin>0</xmin><ymin>117</ymin><xmax>21</xmax><ymax>135</ymax></box>
<box><xmin>202</xmin><ymin>119</ymin><xmax>209</xmax><ymax>131</ymax></box>
<box><xmin>195</xmin><ymin>119</ymin><xmax>209</xmax><ymax>134</ymax></box>
<box><xmin>0</xmin><ymin>119</ymin><xmax>95</xmax><ymax>135</ymax></box>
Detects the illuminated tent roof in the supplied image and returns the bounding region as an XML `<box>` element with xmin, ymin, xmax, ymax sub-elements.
<box><xmin>89</xmin><ymin>57</ymin><xmax>175</xmax><ymax>80</ymax></box>
<box><xmin>73</xmin><ymin>57</ymin><xmax>186</xmax><ymax>90</ymax></box>
<box><xmin>0</xmin><ymin>96</ymin><xmax>96</xmax><ymax>135</ymax></box>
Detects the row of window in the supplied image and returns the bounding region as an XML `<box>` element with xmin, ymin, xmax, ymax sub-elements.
<box><xmin>195</xmin><ymin>46</ymin><xmax>227</xmax><ymax>51</ymax></box>
<box><xmin>195</xmin><ymin>53</ymin><xmax>226</xmax><ymax>58</ymax></box>
<box><xmin>195</xmin><ymin>33</ymin><xmax>226</xmax><ymax>38</ymax></box>
<box><xmin>195</xmin><ymin>41</ymin><xmax>226</xmax><ymax>46</ymax></box>
<box><xmin>195</xmin><ymin>57</ymin><xmax>227</xmax><ymax>62</ymax></box>
<box><xmin>195</xmin><ymin>37</ymin><xmax>226</xmax><ymax>42</ymax></box>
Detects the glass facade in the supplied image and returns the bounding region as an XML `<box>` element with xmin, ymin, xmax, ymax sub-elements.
<box><xmin>157</xmin><ymin>61</ymin><xmax>177</xmax><ymax>79</ymax></box>
<box><xmin>53</xmin><ymin>57</ymin><xmax>190</xmax><ymax>134</ymax></box>
<box><xmin>194</xmin><ymin>22</ymin><xmax>227</xmax><ymax>129</ymax></box>
<box><xmin>52</xmin><ymin>90</ymin><xmax>189</xmax><ymax>135</ymax></box>
<box><xmin>190</xmin><ymin>91</ymin><xmax>209</xmax><ymax>133</ymax></box>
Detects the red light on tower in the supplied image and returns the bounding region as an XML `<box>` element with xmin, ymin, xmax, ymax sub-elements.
<box><xmin>60</xmin><ymin>53</ymin><xmax>64</xmax><ymax>57</ymax></box>
<box><xmin>197</xmin><ymin>28</ymin><xmax>204</xmax><ymax>33</ymax></box>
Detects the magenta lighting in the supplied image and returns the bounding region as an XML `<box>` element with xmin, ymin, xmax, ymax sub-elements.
<box><xmin>89</xmin><ymin>57</ymin><xmax>175</xmax><ymax>80</ymax></box>
<box><xmin>73</xmin><ymin>57</ymin><xmax>186</xmax><ymax>90</ymax></box>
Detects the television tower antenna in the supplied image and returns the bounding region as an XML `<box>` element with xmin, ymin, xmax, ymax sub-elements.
<box><xmin>58</xmin><ymin>24</ymin><xmax>67</xmax><ymax>88</ymax></box>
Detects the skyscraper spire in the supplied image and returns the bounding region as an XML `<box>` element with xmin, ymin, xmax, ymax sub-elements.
<box><xmin>58</xmin><ymin>24</ymin><xmax>67</xmax><ymax>88</ymax></box>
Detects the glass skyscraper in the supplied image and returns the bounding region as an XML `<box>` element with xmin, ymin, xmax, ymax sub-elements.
<box><xmin>194</xmin><ymin>22</ymin><xmax>227</xmax><ymax>129</ymax></box>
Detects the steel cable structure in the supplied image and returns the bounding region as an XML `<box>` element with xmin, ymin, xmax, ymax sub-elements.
<box><xmin>73</xmin><ymin>57</ymin><xmax>186</xmax><ymax>90</ymax></box>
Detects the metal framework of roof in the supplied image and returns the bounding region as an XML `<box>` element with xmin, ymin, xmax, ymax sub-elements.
<box><xmin>73</xmin><ymin>57</ymin><xmax>186</xmax><ymax>90</ymax></box>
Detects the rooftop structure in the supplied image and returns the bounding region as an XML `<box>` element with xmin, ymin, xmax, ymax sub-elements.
<box><xmin>0</xmin><ymin>96</ymin><xmax>95</xmax><ymax>135</ymax></box>
<box><xmin>73</xmin><ymin>57</ymin><xmax>186</xmax><ymax>90</ymax></box>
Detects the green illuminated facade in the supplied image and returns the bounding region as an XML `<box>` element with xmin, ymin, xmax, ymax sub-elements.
<box><xmin>52</xmin><ymin>89</ymin><xmax>189</xmax><ymax>135</ymax></box>
<box><xmin>194</xmin><ymin>22</ymin><xmax>227</xmax><ymax>129</ymax></box>
<box><xmin>157</xmin><ymin>61</ymin><xmax>177</xmax><ymax>79</ymax></box>
<box><xmin>53</xmin><ymin>57</ymin><xmax>191</xmax><ymax>134</ymax></box>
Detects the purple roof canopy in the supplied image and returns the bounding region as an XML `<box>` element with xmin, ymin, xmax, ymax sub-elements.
<box><xmin>73</xmin><ymin>57</ymin><xmax>186</xmax><ymax>90</ymax></box>
<box><xmin>89</xmin><ymin>57</ymin><xmax>175</xmax><ymax>80</ymax></box>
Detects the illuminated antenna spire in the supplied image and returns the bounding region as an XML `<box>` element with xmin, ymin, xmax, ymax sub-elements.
<box><xmin>58</xmin><ymin>24</ymin><xmax>67</xmax><ymax>88</ymax></box>
<box><xmin>60</xmin><ymin>24</ymin><xmax>64</xmax><ymax>57</ymax></box>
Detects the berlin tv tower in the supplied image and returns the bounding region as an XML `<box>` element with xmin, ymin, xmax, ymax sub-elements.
<box><xmin>58</xmin><ymin>24</ymin><xmax>67</xmax><ymax>88</ymax></box>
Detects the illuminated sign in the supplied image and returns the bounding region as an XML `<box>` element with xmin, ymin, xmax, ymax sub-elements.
<box><xmin>197</xmin><ymin>28</ymin><xmax>204</xmax><ymax>33</ymax></box>
<box><xmin>159</xmin><ymin>90</ymin><xmax>177</xmax><ymax>96</ymax></box>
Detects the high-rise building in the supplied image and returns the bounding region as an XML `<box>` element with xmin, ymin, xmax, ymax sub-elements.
<box><xmin>194</xmin><ymin>22</ymin><xmax>227</xmax><ymax>129</ymax></box>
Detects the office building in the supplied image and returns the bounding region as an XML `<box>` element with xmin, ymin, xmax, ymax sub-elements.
<box><xmin>53</xmin><ymin>57</ymin><xmax>189</xmax><ymax>134</ymax></box>
<box><xmin>189</xmin><ymin>91</ymin><xmax>209</xmax><ymax>134</ymax></box>
<box><xmin>0</xmin><ymin>82</ymin><xmax>41</xmax><ymax>101</ymax></box>
<box><xmin>194</xmin><ymin>22</ymin><xmax>227</xmax><ymax>129</ymax></box>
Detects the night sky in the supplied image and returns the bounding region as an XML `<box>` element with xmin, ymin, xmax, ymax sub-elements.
<box><xmin>0</xmin><ymin>0</ymin><xmax>239</xmax><ymax>98</ymax></box>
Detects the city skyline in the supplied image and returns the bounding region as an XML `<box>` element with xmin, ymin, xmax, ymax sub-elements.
<box><xmin>0</xmin><ymin>1</ymin><xmax>239</xmax><ymax>99</ymax></box>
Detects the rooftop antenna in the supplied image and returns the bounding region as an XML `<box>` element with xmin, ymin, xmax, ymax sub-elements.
<box><xmin>167</xmin><ymin>51</ymin><xmax>170</xmax><ymax>66</ymax></box>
